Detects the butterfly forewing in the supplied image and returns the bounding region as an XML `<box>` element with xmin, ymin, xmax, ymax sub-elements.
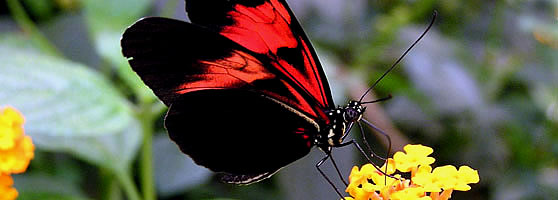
<box><xmin>186</xmin><ymin>0</ymin><xmax>334</xmax><ymax>113</ymax></box>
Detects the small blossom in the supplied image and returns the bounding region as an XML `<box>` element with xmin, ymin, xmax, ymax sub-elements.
<box><xmin>0</xmin><ymin>106</ymin><xmax>35</xmax><ymax>200</ymax></box>
<box><xmin>0</xmin><ymin>135</ymin><xmax>34</xmax><ymax>174</ymax></box>
<box><xmin>0</xmin><ymin>107</ymin><xmax>25</xmax><ymax>150</ymax></box>
<box><xmin>393</xmin><ymin>144</ymin><xmax>435</xmax><ymax>172</ymax></box>
<box><xmin>454</xmin><ymin>166</ymin><xmax>480</xmax><ymax>191</ymax></box>
<box><xmin>344</xmin><ymin>144</ymin><xmax>479</xmax><ymax>200</ymax></box>
<box><xmin>0</xmin><ymin>106</ymin><xmax>34</xmax><ymax>174</ymax></box>
<box><xmin>391</xmin><ymin>187</ymin><xmax>430</xmax><ymax>200</ymax></box>
<box><xmin>412</xmin><ymin>165</ymin><xmax>443</xmax><ymax>192</ymax></box>
<box><xmin>0</xmin><ymin>174</ymin><xmax>18</xmax><ymax>200</ymax></box>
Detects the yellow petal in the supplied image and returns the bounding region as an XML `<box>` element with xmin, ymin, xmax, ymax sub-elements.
<box><xmin>404</xmin><ymin>144</ymin><xmax>433</xmax><ymax>156</ymax></box>
<box><xmin>457</xmin><ymin>166</ymin><xmax>480</xmax><ymax>184</ymax></box>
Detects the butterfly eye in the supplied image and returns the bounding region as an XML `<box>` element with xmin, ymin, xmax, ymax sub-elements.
<box><xmin>344</xmin><ymin>109</ymin><xmax>356</xmax><ymax>121</ymax></box>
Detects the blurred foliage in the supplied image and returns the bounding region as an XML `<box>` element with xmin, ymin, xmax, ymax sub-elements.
<box><xmin>0</xmin><ymin>0</ymin><xmax>557</xmax><ymax>200</ymax></box>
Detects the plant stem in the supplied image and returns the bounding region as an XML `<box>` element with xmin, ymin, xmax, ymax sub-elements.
<box><xmin>101</xmin><ymin>168</ymin><xmax>123</xmax><ymax>200</ymax></box>
<box><xmin>139</xmin><ymin>102</ymin><xmax>156</xmax><ymax>200</ymax></box>
<box><xmin>115</xmin><ymin>169</ymin><xmax>142</xmax><ymax>200</ymax></box>
<box><xmin>6</xmin><ymin>0</ymin><xmax>63</xmax><ymax>57</ymax></box>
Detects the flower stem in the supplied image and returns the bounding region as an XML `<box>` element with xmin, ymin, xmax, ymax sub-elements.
<box><xmin>6</xmin><ymin>0</ymin><xmax>62</xmax><ymax>57</ymax></box>
<box><xmin>440</xmin><ymin>189</ymin><xmax>453</xmax><ymax>200</ymax></box>
<box><xmin>100</xmin><ymin>168</ymin><xmax>123</xmax><ymax>200</ymax></box>
<box><xmin>430</xmin><ymin>191</ymin><xmax>440</xmax><ymax>200</ymax></box>
<box><xmin>139</xmin><ymin>102</ymin><xmax>156</xmax><ymax>200</ymax></box>
<box><xmin>115</xmin><ymin>169</ymin><xmax>142</xmax><ymax>200</ymax></box>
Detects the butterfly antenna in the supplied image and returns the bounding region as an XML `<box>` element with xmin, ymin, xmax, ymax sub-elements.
<box><xmin>359</xmin><ymin>11</ymin><xmax>438</xmax><ymax>102</ymax></box>
<box><xmin>361</xmin><ymin>94</ymin><xmax>392</xmax><ymax>104</ymax></box>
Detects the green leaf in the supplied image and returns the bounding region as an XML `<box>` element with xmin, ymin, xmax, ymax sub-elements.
<box><xmin>14</xmin><ymin>173</ymin><xmax>92</xmax><ymax>200</ymax></box>
<box><xmin>0</xmin><ymin>46</ymin><xmax>132</xmax><ymax>136</ymax></box>
<box><xmin>32</xmin><ymin>119</ymin><xmax>142</xmax><ymax>172</ymax></box>
<box><xmin>18</xmin><ymin>192</ymin><xmax>92</xmax><ymax>200</ymax></box>
<box><xmin>0</xmin><ymin>33</ymin><xmax>41</xmax><ymax>52</ymax></box>
<box><xmin>0</xmin><ymin>45</ymin><xmax>140</xmax><ymax>171</ymax></box>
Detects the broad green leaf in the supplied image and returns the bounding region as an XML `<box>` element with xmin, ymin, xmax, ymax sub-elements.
<box><xmin>0</xmin><ymin>46</ymin><xmax>132</xmax><ymax>136</ymax></box>
<box><xmin>32</xmin><ymin>118</ymin><xmax>142</xmax><ymax>172</ymax></box>
<box><xmin>0</xmin><ymin>33</ymin><xmax>41</xmax><ymax>52</ymax></box>
<box><xmin>0</xmin><ymin>45</ymin><xmax>140</xmax><ymax>171</ymax></box>
<box><xmin>18</xmin><ymin>193</ymin><xmax>91</xmax><ymax>200</ymax></box>
<box><xmin>14</xmin><ymin>173</ymin><xmax>92</xmax><ymax>200</ymax></box>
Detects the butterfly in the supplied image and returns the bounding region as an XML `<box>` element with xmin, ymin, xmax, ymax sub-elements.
<box><xmin>121</xmin><ymin>0</ymin><xmax>434</xmax><ymax>194</ymax></box>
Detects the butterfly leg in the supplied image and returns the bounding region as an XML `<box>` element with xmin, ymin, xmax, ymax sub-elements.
<box><xmin>340</xmin><ymin>122</ymin><xmax>354</xmax><ymax>141</ymax></box>
<box><xmin>316</xmin><ymin>153</ymin><xmax>347</xmax><ymax>199</ymax></box>
<box><xmin>338</xmin><ymin>139</ymin><xmax>399</xmax><ymax>180</ymax></box>
<box><xmin>357</xmin><ymin>121</ymin><xmax>389</xmax><ymax>162</ymax></box>
<box><xmin>328</xmin><ymin>152</ymin><xmax>348</xmax><ymax>186</ymax></box>
<box><xmin>360</xmin><ymin>119</ymin><xmax>392</xmax><ymax>163</ymax></box>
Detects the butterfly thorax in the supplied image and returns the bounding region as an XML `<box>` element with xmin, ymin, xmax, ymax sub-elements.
<box><xmin>316</xmin><ymin>101</ymin><xmax>365</xmax><ymax>152</ymax></box>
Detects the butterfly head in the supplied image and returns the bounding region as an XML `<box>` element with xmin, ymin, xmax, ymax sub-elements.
<box><xmin>344</xmin><ymin>100</ymin><xmax>365</xmax><ymax>123</ymax></box>
<box><xmin>317</xmin><ymin>101</ymin><xmax>365</xmax><ymax>151</ymax></box>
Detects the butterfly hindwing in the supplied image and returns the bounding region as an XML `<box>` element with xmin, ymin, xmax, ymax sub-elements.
<box><xmin>165</xmin><ymin>89</ymin><xmax>318</xmax><ymax>180</ymax></box>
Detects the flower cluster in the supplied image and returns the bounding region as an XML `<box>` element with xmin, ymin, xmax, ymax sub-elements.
<box><xmin>0</xmin><ymin>106</ymin><xmax>35</xmax><ymax>200</ymax></box>
<box><xmin>344</xmin><ymin>144</ymin><xmax>479</xmax><ymax>200</ymax></box>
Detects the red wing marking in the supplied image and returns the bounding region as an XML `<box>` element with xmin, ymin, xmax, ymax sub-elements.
<box><xmin>217</xmin><ymin>0</ymin><xmax>332</xmax><ymax>111</ymax></box>
<box><xmin>294</xmin><ymin>127</ymin><xmax>312</xmax><ymax>148</ymax></box>
<box><xmin>220</xmin><ymin>0</ymin><xmax>297</xmax><ymax>54</ymax></box>
<box><xmin>175</xmin><ymin>50</ymin><xmax>275</xmax><ymax>94</ymax></box>
<box><xmin>172</xmin><ymin>48</ymin><xmax>325</xmax><ymax>120</ymax></box>
<box><xmin>298</xmin><ymin>35</ymin><xmax>327</xmax><ymax>106</ymax></box>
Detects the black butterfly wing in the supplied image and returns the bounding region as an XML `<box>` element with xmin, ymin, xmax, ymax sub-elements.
<box><xmin>121</xmin><ymin>17</ymin><xmax>322</xmax><ymax>183</ymax></box>
<box><xmin>166</xmin><ymin>90</ymin><xmax>319</xmax><ymax>184</ymax></box>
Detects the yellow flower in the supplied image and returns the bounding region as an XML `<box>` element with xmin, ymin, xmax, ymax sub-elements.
<box><xmin>454</xmin><ymin>166</ymin><xmax>480</xmax><ymax>191</ymax></box>
<box><xmin>393</xmin><ymin>144</ymin><xmax>435</xmax><ymax>172</ymax></box>
<box><xmin>0</xmin><ymin>106</ymin><xmax>34</xmax><ymax>174</ymax></box>
<box><xmin>412</xmin><ymin>165</ymin><xmax>444</xmax><ymax>192</ymax></box>
<box><xmin>0</xmin><ymin>135</ymin><xmax>34</xmax><ymax>174</ymax></box>
<box><xmin>391</xmin><ymin>187</ymin><xmax>430</xmax><ymax>200</ymax></box>
<box><xmin>370</xmin><ymin>159</ymin><xmax>399</xmax><ymax>191</ymax></box>
<box><xmin>0</xmin><ymin>174</ymin><xmax>18</xmax><ymax>200</ymax></box>
<box><xmin>0</xmin><ymin>106</ymin><xmax>34</xmax><ymax>200</ymax></box>
<box><xmin>344</xmin><ymin>144</ymin><xmax>479</xmax><ymax>200</ymax></box>
<box><xmin>346</xmin><ymin>164</ymin><xmax>377</xmax><ymax>198</ymax></box>
<box><xmin>418</xmin><ymin>165</ymin><xmax>480</xmax><ymax>192</ymax></box>
<box><xmin>0</xmin><ymin>107</ymin><xmax>25</xmax><ymax>150</ymax></box>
